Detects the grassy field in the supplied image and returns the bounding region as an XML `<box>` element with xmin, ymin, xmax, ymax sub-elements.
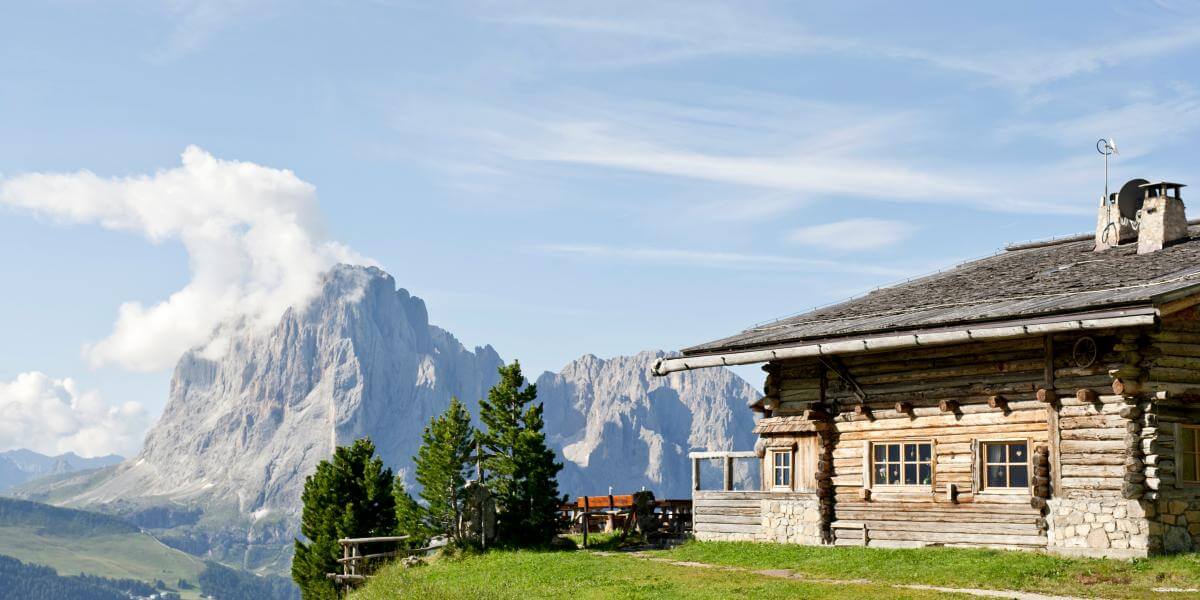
<box><xmin>352</xmin><ymin>548</ymin><xmax>966</xmax><ymax>599</ymax></box>
<box><xmin>650</xmin><ymin>541</ymin><xmax>1200</xmax><ymax>599</ymax></box>
<box><xmin>351</xmin><ymin>539</ymin><xmax>1200</xmax><ymax>599</ymax></box>
<box><xmin>0</xmin><ymin>525</ymin><xmax>206</xmax><ymax>599</ymax></box>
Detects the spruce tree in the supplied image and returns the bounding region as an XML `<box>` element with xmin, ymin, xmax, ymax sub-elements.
<box><xmin>393</xmin><ymin>479</ymin><xmax>429</xmax><ymax>545</ymax></box>
<box><xmin>412</xmin><ymin>397</ymin><xmax>476</xmax><ymax>546</ymax></box>
<box><xmin>478</xmin><ymin>361</ymin><xmax>563</xmax><ymax>546</ymax></box>
<box><xmin>292</xmin><ymin>438</ymin><xmax>397</xmax><ymax>600</ymax></box>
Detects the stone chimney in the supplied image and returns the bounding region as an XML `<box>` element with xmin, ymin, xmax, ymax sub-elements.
<box><xmin>1136</xmin><ymin>181</ymin><xmax>1188</xmax><ymax>254</ymax></box>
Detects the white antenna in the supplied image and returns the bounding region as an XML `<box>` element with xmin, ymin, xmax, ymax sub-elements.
<box><xmin>1097</xmin><ymin>138</ymin><xmax>1118</xmax><ymax>204</ymax></box>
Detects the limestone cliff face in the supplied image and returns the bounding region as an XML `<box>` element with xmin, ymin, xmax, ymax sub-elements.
<box><xmin>47</xmin><ymin>265</ymin><xmax>503</xmax><ymax>569</ymax></box>
<box><xmin>538</xmin><ymin>352</ymin><xmax>758</xmax><ymax>499</ymax></box>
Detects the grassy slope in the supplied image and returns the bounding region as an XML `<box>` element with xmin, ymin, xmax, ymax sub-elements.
<box><xmin>651</xmin><ymin>541</ymin><xmax>1200</xmax><ymax>599</ymax></box>
<box><xmin>0</xmin><ymin>497</ymin><xmax>208</xmax><ymax>599</ymax></box>
<box><xmin>352</xmin><ymin>549</ymin><xmax>964</xmax><ymax>600</ymax></box>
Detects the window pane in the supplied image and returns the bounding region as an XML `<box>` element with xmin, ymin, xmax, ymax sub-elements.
<box><xmin>875</xmin><ymin>445</ymin><xmax>886</xmax><ymax>461</ymax></box>
<box><xmin>1009</xmin><ymin>465</ymin><xmax>1029</xmax><ymax>488</ymax></box>
<box><xmin>904</xmin><ymin>463</ymin><xmax>917</xmax><ymax>484</ymax></box>
<box><xmin>888</xmin><ymin>464</ymin><xmax>901</xmax><ymax>484</ymax></box>
<box><xmin>986</xmin><ymin>443</ymin><xmax>1005</xmax><ymax>463</ymax></box>
<box><xmin>1009</xmin><ymin>443</ymin><xmax>1027</xmax><ymax>462</ymax></box>
<box><xmin>1183</xmin><ymin>451</ymin><xmax>1197</xmax><ymax>484</ymax></box>
<box><xmin>887</xmin><ymin>444</ymin><xmax>900</xmax><ymax>462</ymax></box>
<box><xmin>919</xmin><ymin>464</ymin><xmax>932</xmax><ymax>485</ymax></box>
<box><xmin>875</xmin><ymin>465</ymin><xmax>888</xmax><ymax>485</ymax></box>
<box><xmin>986</xmin><ymin>465</ymin><xmax>1006</xmax><ymax>488</ymax></box>
<box><xmin>775</xmin><ymin>470</ymin><xmax>784</xmax><ymax>487</ymax></box>
<box><xmin>904</xmin><ymin>444</ymin><xmax>917</xmax><ymax>462</ymax></box>
<box><xmin>918</xmin><ymin>443</ymin><xmax>931</xmax><ymax>462</ymax></box>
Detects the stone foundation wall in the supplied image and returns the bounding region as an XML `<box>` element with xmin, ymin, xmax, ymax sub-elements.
<box><xmin>1046</xmin><ymin>498</ymin><xmax>1149</xmax><ymax>558</ymax></box>
<box><xmin>1152</xmin><ymin>498</ymin><xmax>1200</xmax><ymax>553</ymax></box>
<box><xmin>757</xmin><ymin>497</ymin><xmax>823</xmax><ymax>545</ymax></box>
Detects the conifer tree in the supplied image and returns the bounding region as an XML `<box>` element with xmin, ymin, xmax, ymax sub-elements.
<box><xmin>393</xmin><ymin>479</ymin><xmax>428</xmax><ymax>545</ymax></box>
<box><xmin>478</xmin><ymin>361</ymin><xmax>563</xmax><ymax>546</ymax></box>
<box><xmin>292</xmin><ymin>438</ymin><xmax>397</xmax><ymax>600</ymax></box>
<box><xmin>412</xmin><ymin>397</ymin><xmax>476</xmax><ymax>546</ymax></box>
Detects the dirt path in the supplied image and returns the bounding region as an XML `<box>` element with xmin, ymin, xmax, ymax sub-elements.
<box><xmin>591</xmin><ymin>550</ymin><xmax>1092</xmax><ymax>600</ymax></box>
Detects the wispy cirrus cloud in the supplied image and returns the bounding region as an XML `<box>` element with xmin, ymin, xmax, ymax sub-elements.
<box><xmin>536</xmin><ymin>243</ymin><xmax>915</xmax><ymax>277</ymax></box>
<box><xmin>788</xmin><ymin>218</ymin><xmax>916</xmax><ymax>252</ymax></box>
<box><xmin>482</xmin><ymin>1</ymin><xmax>1200</xmax><ymax>90</ymax></box>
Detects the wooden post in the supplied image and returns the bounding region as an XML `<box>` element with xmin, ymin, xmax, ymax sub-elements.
<box><xmin>723</xmin><ymin>455</ymin><xmax>734</xmax><ymax>491</ymax></box>
<box><xmin>692</xmin><ymin>457</ymin><xmax>701</xmax><ymax>491</ymax></box>
<box><xmin>582</xmin><ymin>496</ymin><xmax>589</xmax><ymax>548</ymax></box>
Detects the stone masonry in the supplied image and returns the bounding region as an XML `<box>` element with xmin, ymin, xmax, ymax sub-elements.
<box><xmin>757</xmin><ymin>497</ymin><xmax>823</xmax><ymax>545</ymax></box>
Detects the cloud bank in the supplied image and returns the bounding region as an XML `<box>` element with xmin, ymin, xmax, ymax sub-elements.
<box><xmin>0</xmin><ymin>146</ymin><xmax>367</xmax><ymax>371</ymax></box>
<box><xmin>0</xmin><ymin>372</ymin><xmax>147</xmax><ymax>457</ymax></box>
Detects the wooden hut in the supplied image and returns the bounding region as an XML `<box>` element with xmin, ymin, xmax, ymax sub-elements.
<box><xmin>655</xmin><ymin>180</ymin><xmax>1200</xmax><ymax>557</ymax></box>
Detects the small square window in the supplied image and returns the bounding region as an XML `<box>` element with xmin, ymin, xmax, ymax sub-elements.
<box><xmin>981</xmin><ymin>441</ymin><xmax>1030</xmax><ymax>490</ymax></box>
<box><xmin>772</xmin><ymin>450</ymin><xmax>792</xmax><ymax>489</ymax></box>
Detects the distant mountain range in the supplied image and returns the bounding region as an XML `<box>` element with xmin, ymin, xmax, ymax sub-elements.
<box><xmin>12</xmin><ymin>265</ymin><xmax>758</xmax><ymax>573</ymax></box>
<box><xmin>0</xmin><ymin>450</ymin><xmax>123</xmax><ymax>493</ymax></box>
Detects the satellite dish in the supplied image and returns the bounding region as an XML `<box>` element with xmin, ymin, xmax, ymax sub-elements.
<box><xmin>1117</xmin><ymin>178</ymin><xmax>1149</xmax><ymax>221</ymax></box>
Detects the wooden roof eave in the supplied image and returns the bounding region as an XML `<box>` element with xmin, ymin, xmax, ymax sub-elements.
<box><xmin>652</xmin><ymin>308</ymin><xmax>1158</xmax><ymax>376</ymax></box>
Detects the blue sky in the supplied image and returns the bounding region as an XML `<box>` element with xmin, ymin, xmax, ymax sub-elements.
<box><xmin>2</xmin><ymin>1</ymin><xmax>1200</xmax><ymax>456</ymax></box>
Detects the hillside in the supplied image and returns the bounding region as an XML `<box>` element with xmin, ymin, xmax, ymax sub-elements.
<box><xmin>0</xmin><ymin>497</ymin><xmax>205</xmax><ymax>598</ymax></box>
<box><xmin>0</xmin><ymin>450</ymin><xmax>123</xmax><ymax>493</ymax></box>
<box><xmin>0</xmin><ymin>498</ymin><xmax>298</xmax><ymax>599</ymax></box>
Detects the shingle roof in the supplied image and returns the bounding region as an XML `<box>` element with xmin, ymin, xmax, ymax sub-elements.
<box><xmin>683</xmin><ymin>227</ymin><xmax>1200</xmax><ymax>356</ymax></box>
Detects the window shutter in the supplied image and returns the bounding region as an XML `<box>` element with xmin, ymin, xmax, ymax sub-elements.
<box><xmin>862</xmin><ymin>440</ymin><xmax>871</xmax><ymax>489</ymax></box>
<box><xmin>970</xmin><ymin>439</ymin><xmax>979</xmax><ymax>493</ymax></box>
<box><xmin>1176</xmin><ymin>423</ymin><xmax>1183</xmax><ymax>489</ymax></box>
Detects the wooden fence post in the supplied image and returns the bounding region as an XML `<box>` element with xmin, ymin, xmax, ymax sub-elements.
<box><xmin>723</xmin><ymin>455</ymin><xmax>734</xmax><ymax>491</ymax></box>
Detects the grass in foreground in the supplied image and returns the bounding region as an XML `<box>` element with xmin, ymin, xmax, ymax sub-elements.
<box><xmin>650</xmin><ymin>541</ymin><xmax>1200</xmax><ymax>599</ymax></box>
<box><xmin>352</xmin><ymin>547</ymin><xmax>967</xmax><ymax>599</ymax></box>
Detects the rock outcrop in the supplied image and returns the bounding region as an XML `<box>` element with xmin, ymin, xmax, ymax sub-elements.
<box><xmin>539</xmin><ymin>352</ymin><xmax>758</xmax><ymax>498</ymax></box>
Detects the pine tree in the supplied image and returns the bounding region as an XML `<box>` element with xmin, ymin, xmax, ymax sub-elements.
<box><xmin>393</xmin><ymin>478</ymin><xmax>429</xmax><ymax>545</ymax></box>
<box><xmin>412</xmin><ymin>397</ymin><xmax>476</xmax><ymax>546</ymax></box>
<box><xmin>292</xmin><ymin>438</ymin><xmax>397</xmax><ymax>600</ymax></box>
<box><xmin>478</xmin><ymin>361</ymin><xmax>563</xmax><ymax>546</ymax></box>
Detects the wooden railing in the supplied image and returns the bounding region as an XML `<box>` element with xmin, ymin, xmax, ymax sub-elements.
<box><xmin>689</xmin><ymin>450</ymin><xmax>758</xmax><ymax>491</ymax></box>
<box><xmin>326</xmin><ymin>535</ymin><xmax>433</xmax><ymax>591</ymax></box>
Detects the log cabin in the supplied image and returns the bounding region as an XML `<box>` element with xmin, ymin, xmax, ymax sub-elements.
<box><xmin>655</xmin><ymin>179</ymin><xmax>1200</xmax><ymax>557</ymax></box>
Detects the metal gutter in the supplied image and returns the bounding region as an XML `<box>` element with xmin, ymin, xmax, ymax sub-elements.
<box><xmin>652</xmin><ymin>312</ymin><xmax>1158</xmax><ymax>376</ymax></box>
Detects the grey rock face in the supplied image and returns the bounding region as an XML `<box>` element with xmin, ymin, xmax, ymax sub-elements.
<box><xmin>74</xmin><ymin>265</ymin><xmax>502</xmax><ymax>516</ymax></box>
<box><xmin>538</xmin><ymin>352</ymin><xmax>759</xmax><ymax>499</ymax></box>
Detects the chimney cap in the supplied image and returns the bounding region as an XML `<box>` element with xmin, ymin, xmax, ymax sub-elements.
<box><xmin>1140</xmin><ymin>181</ymin><xmax>1186</xmax><ymax>189</ymax></box>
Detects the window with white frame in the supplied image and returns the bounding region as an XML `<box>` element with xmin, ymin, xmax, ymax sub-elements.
<box><xmin>981</xmin><ymin>441</ymin><xmax>1029</xmax><ymax>490</ymax></box>
<box><xmin>1180</xmin><ymin>426</ymin><xmax>1200</xmax><ymax>484</ymax></box>
<box><xmin>871</xmin><ymin>441</ymin><xmax>932</xmax><ymax>486</ymax></box>
<box><xmin>771</xmin><ymin>449</ymin><xmax>792</xmax><ymax>488</ymax></box>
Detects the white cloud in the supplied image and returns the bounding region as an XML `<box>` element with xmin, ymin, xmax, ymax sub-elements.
<box><xmin>788</xmin><ymin>218</ymin><xmax>916</xmax><ymax>252</ymax></box>
<box><xmin>0</xmin><ymin>146</ymin><xmax>368</xmax><ymax>371</ymax></box>
<box><xmin>0</xmin><ymin>372</ymin><xmax>147</xmax><ymax>457</ymax></box>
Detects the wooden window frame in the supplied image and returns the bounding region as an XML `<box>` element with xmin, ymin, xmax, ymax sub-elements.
<box><xmin>977</xmin><ymin>438</ymin><xmax>1032</xmax><ymax>495</ymax></box>
<box><xmin>866</xmin><ymin>439</ymin><xmax>934</xmax><ymax>491</ymax></box>
<box><xmin>770</xmin><ymin>448</ymin><xmax>793</xmax><ymax>491</ymax></box>
<box><xmin>1177</xmin><ymin>424</ymin><xmax>1200</xmax><ymax>486</ymax></box>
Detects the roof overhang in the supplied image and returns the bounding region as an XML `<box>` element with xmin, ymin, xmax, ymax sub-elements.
<box><xmin>652</xmin><ymin>308</ymin><xmax>1158</xmax><ymax>376</ymax></box>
